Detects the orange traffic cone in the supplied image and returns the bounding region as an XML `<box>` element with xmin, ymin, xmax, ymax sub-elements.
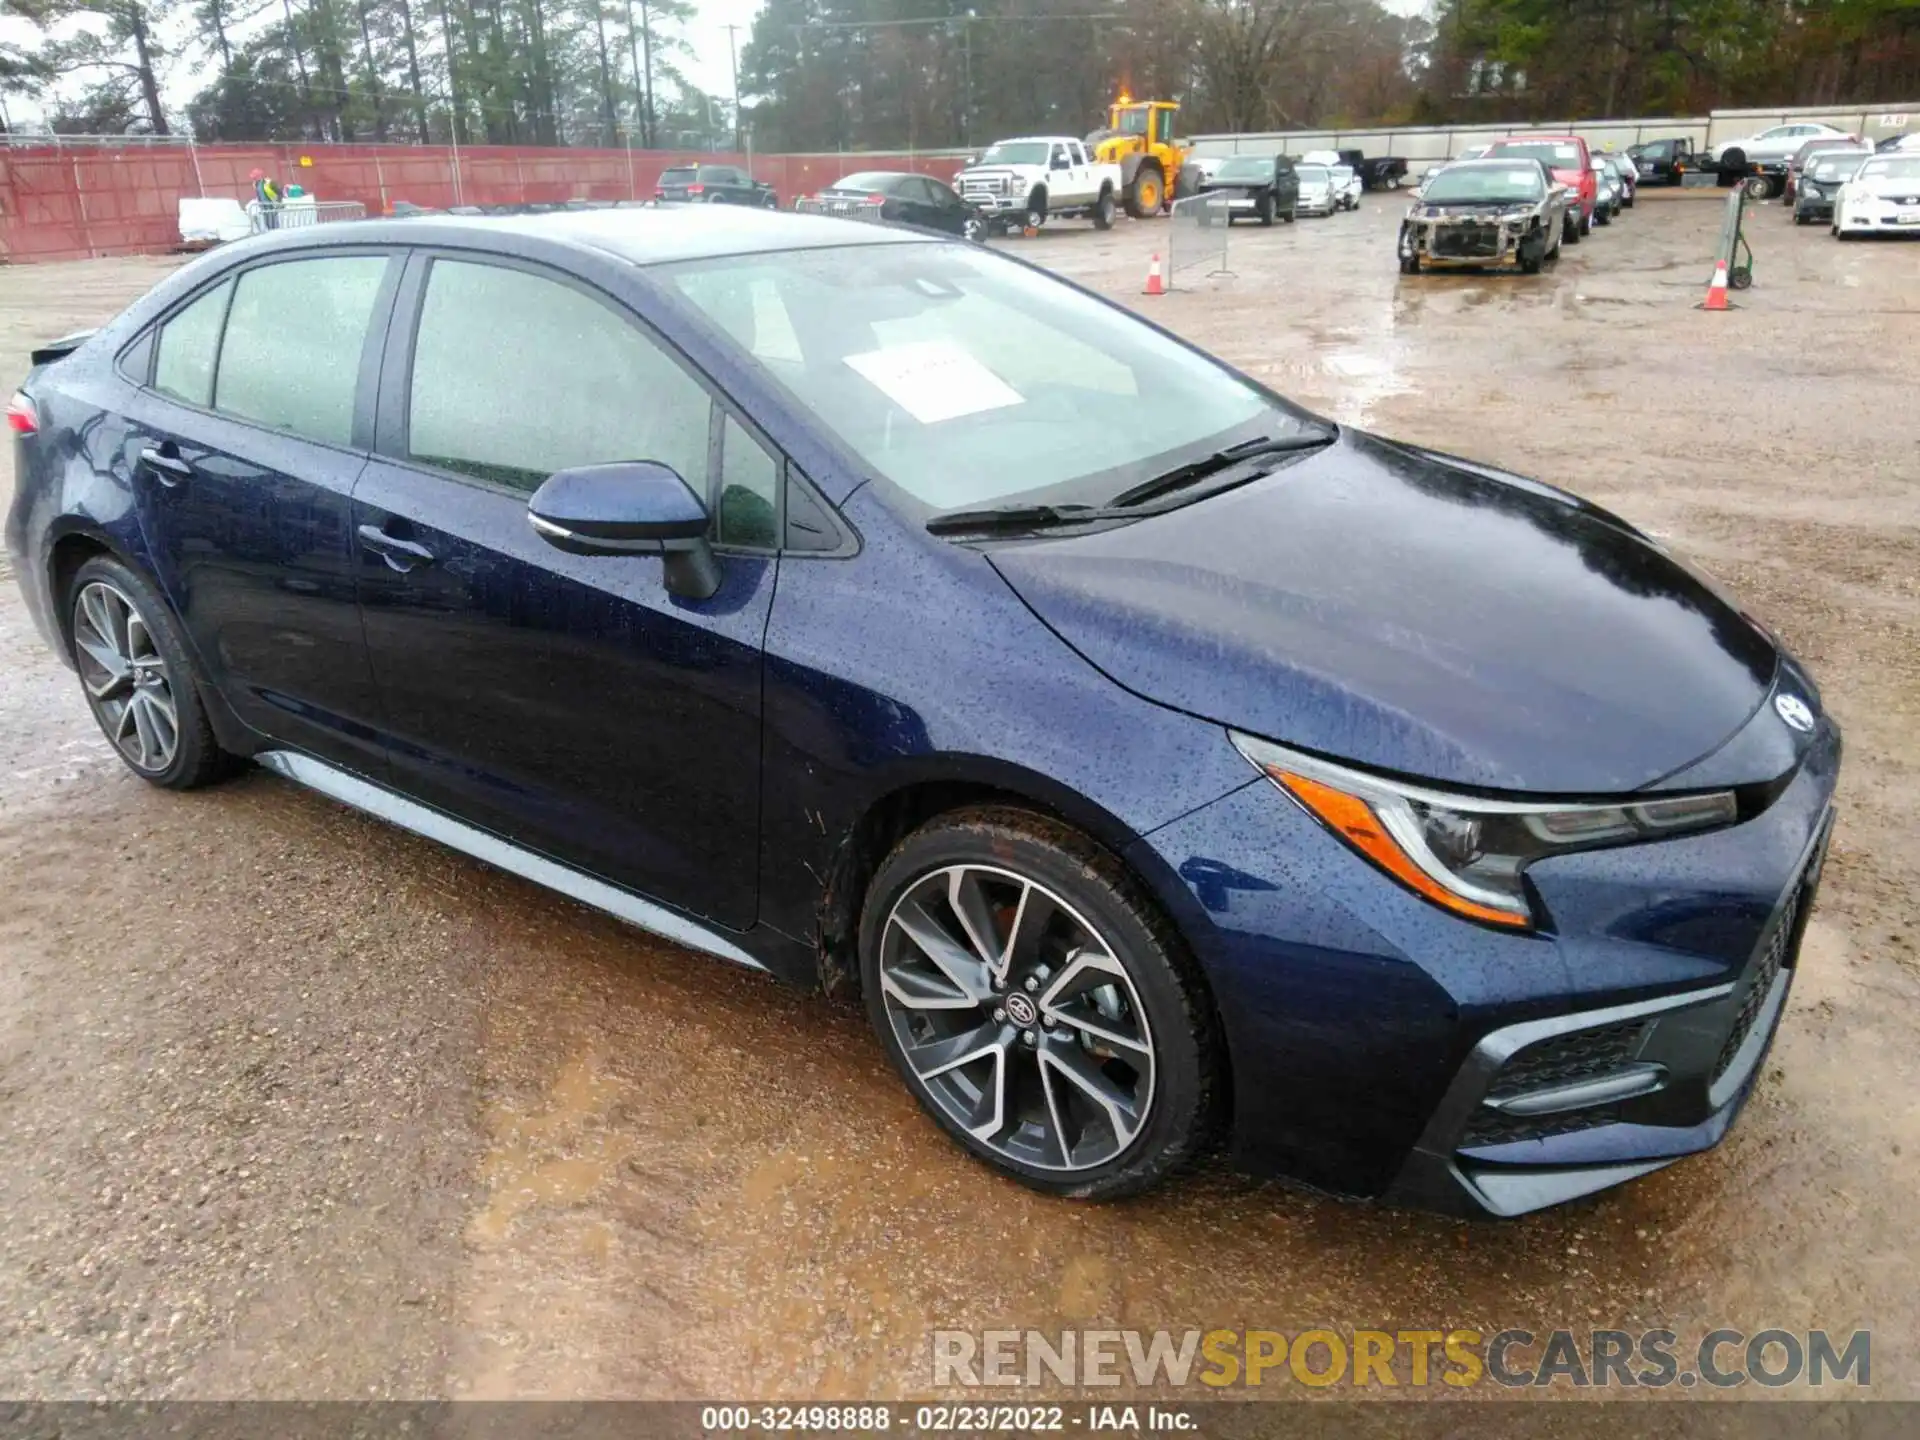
<box><xmin>1144</xmin><ymin>252</ymin><xmax>1166</xmax><ymax>296</ymax></box>
<box><xmin>1701</xmin><ymin>259</ymin><xmax>1731</xmax><ymax>311</ymax></box>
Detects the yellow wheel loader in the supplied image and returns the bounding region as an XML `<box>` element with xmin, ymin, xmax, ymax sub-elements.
<box><xmin>1089</xmin><ymin>97</ymin><xmax>1192</xmax><ymax>219</ymax></box>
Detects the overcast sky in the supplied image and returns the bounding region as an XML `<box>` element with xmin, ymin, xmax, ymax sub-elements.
<box><xmin>3</xmin><ymin>0</ymin><xmax>1432</xmax><ymax>130</ymax></box>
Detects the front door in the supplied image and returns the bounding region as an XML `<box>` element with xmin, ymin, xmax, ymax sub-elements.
<box><xmin>352</xmin><ymin>253</ymin><xmax>781</xmax><ymax>928</ymax></box>
<box><xmin>122</xmin><ymin>251</ymin><xmax>398</xmax><ymax>774</ymax></box>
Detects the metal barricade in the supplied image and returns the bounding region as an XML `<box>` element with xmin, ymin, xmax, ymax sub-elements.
<box><xmin>1167</xmin><ymin>194</ymin><xmax>1232</xmax><ymax>285</ymax></box>
<box><xmin>247</xmin><ymin>200</ymin><xmax>368</xmax><ymax>234</ymax></box>
<box><xmin>792</xmin><ymin>196</ymin><xmax>887</xmax><ymax>223</ymax></box>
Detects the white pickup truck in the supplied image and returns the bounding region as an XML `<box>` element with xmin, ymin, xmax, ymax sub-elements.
<box><xmin>955</xmin><ymin>136</ymin><xmax>1123</xmax><ymax>233</ymax></box>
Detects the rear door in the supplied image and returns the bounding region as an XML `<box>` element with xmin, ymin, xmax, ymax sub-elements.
<box><xmin>351</xmin><ymin>251</ymin><xmax>780</xmax><ymax>927</ymax></box>
<box><xmin>120</xmin><ymin>250</ymin><xmax>399</xmax><ymax>774</ymax></box>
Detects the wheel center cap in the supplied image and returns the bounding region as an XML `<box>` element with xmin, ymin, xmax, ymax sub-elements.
<box><xmin>1004</xmin><ymin>992</ymin><xmax>1038</xmax><ymax>1027</ymax></box>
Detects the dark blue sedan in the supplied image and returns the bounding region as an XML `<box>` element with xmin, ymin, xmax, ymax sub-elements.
<box><xmin>5</xmin><ymin>208</ymin><xmax>1838</xmax><ymax>1215</ymax></box>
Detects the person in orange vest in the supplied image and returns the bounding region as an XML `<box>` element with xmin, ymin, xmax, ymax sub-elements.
<box><xmin>250</xmin><ymin>168</ymin><xmax>282</xmax><ymax>229</ymax></box>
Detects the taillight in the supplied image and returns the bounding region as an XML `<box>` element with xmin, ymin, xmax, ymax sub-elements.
<box><xmin>867</xmin><ymin>193</ymin><xmax>887</xmax><ymax>204</ymax></box>
<box><xmin>686</xmin><ymin>183</ymin><xmax>705</xmax><ymax>195</ymax></box>
<box><xmin>6</xmin><ymin>391</ymin><xmax>37</xmax><ymax>435</ymax></box>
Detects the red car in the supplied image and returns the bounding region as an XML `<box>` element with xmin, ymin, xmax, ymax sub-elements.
<box><xmin>1485</xmin><ymin>135</ymin><xmax>1596</xmax><ymax>242</ymax></box>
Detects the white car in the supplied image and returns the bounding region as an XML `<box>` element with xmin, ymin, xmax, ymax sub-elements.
<box><xmin>1328</xmin><ymin>164</ymin><xmax>1363</xmax><ymax>210</ymax></box>
<box><xmin>1711</xmin><ymin>121</ymin><xmax>1852</xmax><ymax>167</ymax></box>
<box><xmin>954</xmin><ymin>136</ymin><xmax>1123</xmax><ymax>232</ymax></box>
<box><xmin>1833</xmin><ymin>152</ymin><xmax>1920</xmax><ymax>236</ymax></box>
<box><xmin>1294</xmin><ymin>164</ymin><xmax>1340</xmax><ymax>216</ymax></box>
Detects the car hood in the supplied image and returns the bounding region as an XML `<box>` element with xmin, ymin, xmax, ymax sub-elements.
<box><xmin>988</xmin><ymin>430</ymin><xmax>1780</xmax><ymax>794</ymax></box>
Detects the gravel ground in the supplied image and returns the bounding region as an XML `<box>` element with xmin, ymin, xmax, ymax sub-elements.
<box><xmin>0</xmin><ymin>195</ymin><xmax>1916</xmax><ymax>1402</ymax></box>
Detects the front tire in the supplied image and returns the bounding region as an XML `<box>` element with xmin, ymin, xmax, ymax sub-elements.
<box><xmin>859</xmin><ymin>806</ymin><xmax>1221</xmax><ymax>1199</ymax></box>
<box><xmin>1024</xmin><ymin>189</ymin><xmax>1047</xmax><ymax>233</ymax></box>
<box><xmin>1257</xmin><ymin>192</ymin><xmax>1275</xmax><ymax>226</ymax></box>
<box><xmin>67</xmin><ymin>555</ymin><xmax>232</xmax><ymax>790</ymax></box>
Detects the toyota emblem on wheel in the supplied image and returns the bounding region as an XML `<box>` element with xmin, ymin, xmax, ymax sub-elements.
<box><xmin>1775</xmin><ymin>693</ymin><xmax>1816</xmax><ymax>732</ymax></box>
<box><xmin>1004</xmin><ymin>992</ymin><xmax>1038</xmax><ymax>1027</ymax></box>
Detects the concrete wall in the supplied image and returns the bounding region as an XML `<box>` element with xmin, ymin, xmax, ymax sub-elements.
<box><xmin>1190</xmin><ymin>101</ymin><xmax>1918</xmax><ymax>162</ymax></box>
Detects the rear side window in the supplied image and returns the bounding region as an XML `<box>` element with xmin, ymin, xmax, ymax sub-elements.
<box><xmin>214</xmin><ymin>255</ymin><xmax>388</xmax><ymax>446</ymax></box>
<box><xmin>406</xmin><ymin>258</ymin><xmax>710</xmax><ymax>495</ymax></box>
<box><xmin>153</xmin><ymin>280</ymin><xmax>232</xmax><ymax>408</ymax></box>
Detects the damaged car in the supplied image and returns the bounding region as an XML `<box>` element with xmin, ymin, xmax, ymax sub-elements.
<box><xmin>1398</xmin><ymin>159</ymin><xmax>1569</xmax><ymax>275</ymax></box>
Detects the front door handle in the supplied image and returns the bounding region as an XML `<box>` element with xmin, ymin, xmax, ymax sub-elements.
<box><xmin>139</xmin><ymin>445</ymin><xmax>193</xmax><ymax>487</ymax></box>
<box><xmin>356</xmin><ymin>522</ymin><xmax>436</xmax><ymax>573</ymax></box>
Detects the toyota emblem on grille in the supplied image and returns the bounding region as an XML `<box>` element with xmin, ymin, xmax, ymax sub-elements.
<box><xmin>1774</xmin><ymin>693</ymin><xmax>1815</xmax><ymax>733</ymax></box>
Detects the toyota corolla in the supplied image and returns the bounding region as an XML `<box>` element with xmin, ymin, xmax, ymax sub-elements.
<box><xmin>6</xmin><ymin>208</ymin><xmax>1838</xmax><ymax>1216</ymax></box>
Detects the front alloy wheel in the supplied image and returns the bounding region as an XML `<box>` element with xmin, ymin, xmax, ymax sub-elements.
<box><xmin>73</xmin><ymin>579</ymin><xmax>180</xmax><ymax>774</ymax></box>
<box><xmin>861</xmin><ymin>808</ymin><xmax>1220</xmax><ymax>1197</ymax></box>
<box><xmin>877</xmin><ymin>864</ymin><xmax>1154</xmax><ymax>1173</ymax></box>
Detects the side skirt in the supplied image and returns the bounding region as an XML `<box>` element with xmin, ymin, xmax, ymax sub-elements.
<box><xmin>256</xmin><ymin>749</ymin><xmax>768</xmax><ymax>974</ymax></box>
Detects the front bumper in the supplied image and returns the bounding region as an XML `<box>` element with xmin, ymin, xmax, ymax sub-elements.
<box><xmin>1837</xmin><ymin>197</ymin><xmax>1920</xmax><ymax>232</ymax></box>
<box><xmin>1400</xmin><ymin>216</ymin><xmax>1535</xmax><ymax>268</ymax></box>
<box><xmin>1795</xmin><ymin>191</ymin><xmax>1837</xmax><ymax>220</ymax></box>
<box><xmin>1385</xmin><ymin>804</ymin><xmax>1832</xmax><ymax>1216</ymax></box>
<box><xmin>1128</xmin><ymin>703</ymin><xmax>1841</xmax><ymax>1215</ymax></box>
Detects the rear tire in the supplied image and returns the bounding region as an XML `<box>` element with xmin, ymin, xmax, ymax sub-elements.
<box><xmin>1092</xmin><ymin>189</ymin><xmax>1115</xmax><ymax>231</ymax></box>
<box><xmin>66</xmin><ymin>555</ymin><xmax>234</xmax><ymax>791</ymax></box>
<box><xmin>859</xmin><ymin>806</ymin><xmax>1222</xmax><ymax>1199</ymax></box>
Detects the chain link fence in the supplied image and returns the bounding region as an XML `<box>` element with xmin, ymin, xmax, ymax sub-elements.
<box><xmin>1167</xmin><ymin>194</ymin><xmax>1231</xmax><ymax>286</ymax></box>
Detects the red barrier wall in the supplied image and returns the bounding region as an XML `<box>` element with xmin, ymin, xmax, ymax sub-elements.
<box><xmin>0</xmin><ymin>142</ymin><xmax>975</xmax><ymax>264</ymax></box>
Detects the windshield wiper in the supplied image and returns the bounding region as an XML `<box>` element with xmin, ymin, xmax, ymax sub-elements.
<box><xmin>925</xmin><ymin>502</ymin><xmax>1128</xmax><ymax>537</ymax></box>
<box><xmin>1108</xmin><ymin>429</ymin><xmax>1337</xmax><ymax>509</ymax></box>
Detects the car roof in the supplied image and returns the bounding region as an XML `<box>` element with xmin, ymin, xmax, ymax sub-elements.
<box><xmin>1445</xmin><ymin>158</ymin><xmax>1545</xmax><ymax>170</ymax></box>
<box><xmin>227</xmin><ymin>204</ymin><xmax>922</xmax><ymax>268</ymax></box>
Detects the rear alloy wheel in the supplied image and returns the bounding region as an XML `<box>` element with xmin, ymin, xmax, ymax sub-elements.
<box><xmin>861</xmin><ymin>808</ymin><xmax>1219</xmax><ymax>1197</ymax></box>
<box><xmin>68</xmin><ymin>555</ymin><xmax>230</xmax><ymax>789</ymax></box>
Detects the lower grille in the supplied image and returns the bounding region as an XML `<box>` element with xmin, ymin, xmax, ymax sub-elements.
<box><xmin>1486</xmin><ymin>1020</ymin><xmax>1649</xmax><ymax>1101</ymax></box>
<box><xmin>1429</xmin><ymin>223</ymin><xmax>1501</xmax><ymax>258</ymax></box>
<box><xmin>1712</xmin><ymin>882</ymin><xmax>1803</xmax><ymax>1084</ymax></box>
<box><xmin>1463</xmin><ymin>1104</ymin><xmax>1622</xmax><ymax>1148</ymax></box>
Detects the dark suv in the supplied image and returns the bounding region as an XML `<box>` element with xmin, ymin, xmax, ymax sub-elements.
<box><xmin>655</xmin><ymin>164</ymin><xmax>777</xmax><ymax>208</ymax></box>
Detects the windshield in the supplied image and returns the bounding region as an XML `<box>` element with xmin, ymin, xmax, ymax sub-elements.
<box><xmin>1808</xmin><ymin>154</ymin><xmax>1869</xmax><ymax>181</ymax></box>
<box><xmin>1212</xmin><ymin>157</ymin><xmax>1274</xmax><ymax>182</ymax></box>
<box><xmin>977</xmin><ymin>141</ymin><xmax>1049</xmax><ymax>167</ymax></box>
<box><xmin>663</xmin><ymin>242</ymin><xmax>1306</xmax><ymax>513</ymax></box>
<box><xmin>1113</xmin><ymin>107</ymin><xmax>1149</xmax><ymax>136</ymax></box>
<box><xmin>1296</xmin><ymin>166</ymin><xmax>1331</xmax><ymax>186</ymax></box>
<box><xmin>1422</xmin><ymin>164</ymin><xmax>1545</xmax><ymax>204</ymax></box>
<box><xmin>1860</xmin><ymin>156</ymin><xmax>1920</xmax><ymax>180</ymax></box>
<box><xmin>1490</xmin><ymin>141</ymin><xmax>1581</xmax><ymax>167</ymax></box>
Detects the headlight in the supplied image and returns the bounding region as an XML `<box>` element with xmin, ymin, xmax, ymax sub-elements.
<box><xmin>1230</xmin><ymin>733</ymin><xmax>1739</xmax><ymax>929</ymax></box>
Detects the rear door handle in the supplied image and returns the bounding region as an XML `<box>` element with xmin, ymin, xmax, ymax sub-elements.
<box><xmin>356</xmin><ymin>523</ymin><xmax>436</xmax><ymax>573</ymax></box>
<box><xmin>138</xmin><ymin>446</ymin><xmax>193</xmax><ymax>487</ymax></box>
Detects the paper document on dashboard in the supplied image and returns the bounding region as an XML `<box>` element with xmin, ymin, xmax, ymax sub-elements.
<box><xmin>844</xmin><ymin>340</ymin><xmax>1026</xmax><ymax>425</ymax></box>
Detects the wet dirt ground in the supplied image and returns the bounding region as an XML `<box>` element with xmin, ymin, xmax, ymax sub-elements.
<box><xmin>0</xmin><ymin>195</ymin><xmax>1916</xmax><ymax>1404</ymax></box>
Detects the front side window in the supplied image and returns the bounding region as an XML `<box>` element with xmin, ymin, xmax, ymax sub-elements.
<box><xmin>717</xmin><ymin>416</ymin><xmax>779</xmax><ymax>549</ymax></box>
<box><xmin>406</xmin><ymin>259</ymin><xmax>709</xmax><ymax>494</ymax></box>
<box><xmin>153</xmin><ymin>279</ymin><xmax>232</xmax><ymax>408</ymax></box>
<box><xmin>664</xmin><ymin>241</ymin><xmax>1303</xmax><ymax>515</ymax></box>
<box><xmin>214</xmin><ymin>255</ymin><xmax>388</xmax><ymax>446</ymax></box>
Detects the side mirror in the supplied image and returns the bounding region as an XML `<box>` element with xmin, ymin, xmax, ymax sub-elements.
<box><xmin>527</xmin><ymin>461</ymin><xmax>722</xmax><ymax>601</ymax></box>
